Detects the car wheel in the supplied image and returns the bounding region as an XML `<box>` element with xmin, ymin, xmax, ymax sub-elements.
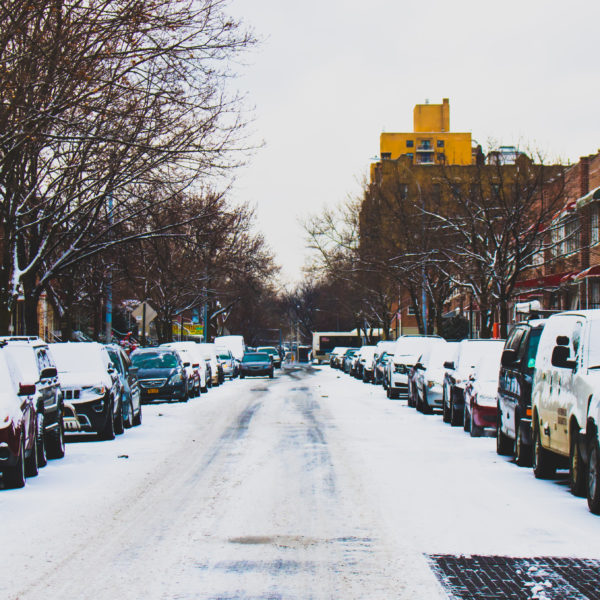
<box><xmin>269</xmin><ymin>370</ymin><xmax>274</xmax><ymax>379</ymax></box>
<box><xmin>36</xmin><ymin>412</ymin><xmax>47</xmax><ymax>468</ymax></box>
<box><xmin>46</xmin><ymin>414</ymin><xmax>65</xmax><ymax>459</ymax></box>
<box><xmin>570</xmin><ymin>434</ymin><xmax>586</xmax><ymax>497</ymax></box>
<box><xmin>587</xmin><ymin>436</ymin><xmax>600</xmax><ymax>514</ymax></box>
<box><xmin>514</xmin><ymin>421</ymin><xmax>532</xmax><ymax>467</ymax></box>
<box><xmin>201</xmin><ymin>384</ymin><xmax>208</xmax><ymax>393</ymax></box>
<box><xmin>421</xmin><ymin>390</ymin><xmax>432</xmax><ymax>415</ymax></box>
<box><xmin>496</xmin><ymin>411</ymin><xmax>513</xmax><ymax>456</ymax></box>
<box><xmin>124</xmin><ymin>399</ymin><xmax>134</xmax><ymax>429</ymax></box>
<box><xmin>450</xmin><ymin>396</ymin><xmax>462</xmax><ymax>427</ymax></box>
<box><xmin>133</xmin><ymin>404</ymin><xmax>142</xmax><ymax>427</ymax></box>
<box><xmin>470</xmin><ymin>408</ymin><xmax>483</xmax><ymax>437</ymax></box>
<box><xmin>532</xmin><ymin>421</ymin><xmax>555</xmax><ymax>479</ymax></box>
<box><xmin>442</xmin><ymin>393</ymin><xmax>450</xmax><ymax>423</ymax></box>
<box><xmin>24</xmin><ymin>430</ymin><xmax>39</xmax><ymax>478</ymax></box>
<box><xmin>114</xmin><ymin>397</ymin><xmax>125</xmax><ymax>435</ymax></box>
<box><xmin>99</xmin><ymin>399</ymin><xmax>116</xmax><ymax>441</ymax></box>
<box><xmin>463</xmin><ymin>404</ymin><xmax>471</xmax><ymax>432</ymax></box>
<box><xmin>4</xmin><ymin>436</ymin><xmax>26</xmax><ymax>488</ymax></box>
<box><xmin>240</xmin><ymin>373</ymin><xmax>245</xmax><ymax>379</ymax></box>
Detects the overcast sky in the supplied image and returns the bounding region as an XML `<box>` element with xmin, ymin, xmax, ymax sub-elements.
<box><xmin>227</xmin><ymin>0</ymin><xmax>600</xmax><ymax>285</ymax></box>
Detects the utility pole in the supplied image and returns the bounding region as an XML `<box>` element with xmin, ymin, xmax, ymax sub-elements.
<box><xmin>105</xmin><ymin>192</ymin><xmax>113</xmax><ymax>343</ymax></box>
<box><xmin>141</xmin><ymin>302</ymin><xmax>147</xmax><ymax>346</ymax></box>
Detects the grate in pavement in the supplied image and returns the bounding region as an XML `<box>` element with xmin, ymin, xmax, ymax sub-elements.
<box><xmin>427</xmin><ymin>554</ymin><xmax>600</xmax><ymax>600</ymax></box>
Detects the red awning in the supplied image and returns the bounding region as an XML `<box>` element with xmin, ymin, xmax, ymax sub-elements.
<box><xmin>574</xmin><ymin>265</ymin><xmax>600</xmax><ymax>280</ymax></box>
<box><xmin>515</xmin><ymin>271</ymin><xmax>577</xmax><ymax>289</ymax></box>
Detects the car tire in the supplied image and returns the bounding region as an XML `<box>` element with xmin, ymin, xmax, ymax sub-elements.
<box><xmin>587</xmin><ymin>436</ymin><xmax>600</xmax><ymax>514</ymax></box>
<box><xmin>496</xmin><ymin>412</ymin><xmax>513</xmax><ymax>456</ymax></box>
<box><xmin>4</xmin><ymin>436</ymin><xmax>26</xmax><ymax>489</ymax></box>
<box><xmin>36</xmin><ymin>412</ymin><xmax>47</xmax><ymax>468</ymax></box>
<box><xmin>532</xmin><ymin>422</ymin><xmax>555</xmax><ymax>479</ymax></box>
<box><xmin>99</xmin><ymin>400</ymin><xmax>116</xmax><ymax>441</ymax></box>
<box><xmin>133</xmin><ymin>404</ymin><xmax>142</xmax><ymax>426</ymax></box>
<box><xmin>442</xmin><ymin>393</ymin><xmax>450</xmax><ymax>423</ymax></box>
<box><xmin>124</xmin><ymin>399</ymin><xmax>134</xmax><ymax>429</ymax></box>
<box><xmin>201</xmin><ymin>385</ymin><xmax>208</xmax><ymax>393</ymax></box>
<box><xmin>463</xmin><ymin>404</ymin><xmax>471</xmax><ymax>432</ymax></box>
<box><xmin>514</xmin><ymin>421</ymin><xmax>532</xmax><ymax>467</ymax></box>
<box><xmin>421</xmin><ymin>390</ymin><xmax>432</xmax><ymax>415</ymax></box>
<box><xmin>269</xmin><ymin>370</ymin><xmax>274</xmax><ymax>379</ymax></box>
<box><xmin>46</xmin><ymin>414</ymin><xmax>65</xmax><ymax>459</ymax></box>
<box><xmin>240</xmin><ymin>373</ymin><xmax>245</xmax><ymax>379</ymax></box>
<box><xmin>470</xmin><ymin>408</ymin><xmax>483</xmax><ymax>437</ymax></box>
<box><xmin>24</xmin><ymin>431</ymin><xmax>39</xmax><ymax>478</ymax></box>
<box><xmin>450</xmin><ymin>396</ymin><xmax>462</xmax><ymax>427</ymax></box>
<box><xmin>570</xmin><ymin>434</ymin><xmax>586</xmax><ymax>497</ymax></box>
<box><xmin>114</xmin><ymin>397</ymin><xmax>125</xmax><ymax>435</ymax></box>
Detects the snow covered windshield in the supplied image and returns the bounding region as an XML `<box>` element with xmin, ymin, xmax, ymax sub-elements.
<box><xmin>132</xmin><ymin>352</ymin><xmax>178</xmax><ymax>369</ymax></box>
<box><xmin>588</xmin><ymin>321</ymin><xmax>600</xmax><ymax>368</ymax></box>
<box><xmin>475</xmin><ymin>346</ymin><xmax>504</xmax><ymax>382</ymax></box>
<box><xmin>5</xmin><ymin>346</ymin><xmax>38</xmax><ymax>382</ymax></box>
<box><xmin>50</xmin><ymin>344</ymin><xmax>105</xmax><ymax>373</ymax></box>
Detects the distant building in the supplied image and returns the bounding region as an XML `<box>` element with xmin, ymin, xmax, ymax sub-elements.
<box><xmin>376</xmin><ymin>98</ymin><xmax>473</xmax><ymax>170</ymax></box>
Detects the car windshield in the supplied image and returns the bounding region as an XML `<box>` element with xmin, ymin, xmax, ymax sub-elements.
<box><xmin>131</xmin><ymin>352</ymin><xmax>178</xmax><ymax>369</ymax></box>
<box><xmin>257</xmin><ymin>347</ymin><xmax>277</xmax><ymax>356</ymax></box>
<box><xmin>51</xmin><ymin>344</ymin><xmax>105</xmax><ymax>373</ymax></box>
<box><xmin>4</xmin><ymin>346</ymin><xmax>39</xmax><ymax>382</ymax></box>
<box><xmin>475</xmin><ymin>346</ymin><xmax>504</xmax><ymax>382</ymax></box>
<box><xmin>243</xmin><ymin>353</ymin><xmax>270</xmax><ymax>363</ymax></box>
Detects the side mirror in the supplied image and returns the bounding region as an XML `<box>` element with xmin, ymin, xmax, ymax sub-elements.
<box><xmin>107</xmin><ymin>364</ymin><xmax>116</xmax><ymax>374</ymax></box>
<box><xmin>183</xmin><ymin>362</ymin><xmax>191</xmax><ymax>367</ymax></box>
<box><xmin>192</xmin><ymin>363</ymin><xmax>199</xmax><ymax>368</ymax></box>
<box><xmin>469</xmin><ymin>372</ymin><xmax>476</xmax><ymax>381</ymax></box>
<box><xmin>444</xmin><ymin>361</ymin><xmax>455</xmax><ymax>370</ymax></box>
<box><xmin>19</xmin><ymin>383</ymin><xmax>36</xmax><ymax>396</ymax></box>
<box><xmin>40</xmin><ymin>366</ymin><xmax>57</xmax><ymax>379</ymax></box>
<box><xmin>416</xmin><ymin>362</ymin><xmax>426</xmax><ymax>371</ymax></box>
<box><xmin>551</xmin><ymin>345</ymin><xmax>576</xmax><ymax>369</ymax></box>
<box><xmin>501</xmin><ymin>349</ymin><xmax>517</xmax><ymax>368</ymax></box>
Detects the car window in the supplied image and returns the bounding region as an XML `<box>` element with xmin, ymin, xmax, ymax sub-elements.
<box><xmin>6</xmin><ymin>346</ymin><xmax>39</xmax><ymax>382</ymax></box>
<box><xmin>506</xmin><ymin>328</ymin><xmax>525</xmax><ymax>352</ymax></box>
<box><xmin>107</xmin><ymin>349</ymin><xmax>124</xmax><ymax>374</ymax></box>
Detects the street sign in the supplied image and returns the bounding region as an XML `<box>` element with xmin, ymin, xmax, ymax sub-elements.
<box><xmin>132</xmin><ymin>302</ymin><xmax>157</xmax><ymax>336</ymax></box>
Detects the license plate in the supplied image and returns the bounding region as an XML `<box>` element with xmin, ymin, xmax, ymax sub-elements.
<box><xmin>147</xmin><ymin>388</ymin><xmax>159</xmax><ymax>394</ymax></box>
<box><xmin>64</xmin><ymin>417</ymin><xmax>80</xmax><ymax>431</ymax></box>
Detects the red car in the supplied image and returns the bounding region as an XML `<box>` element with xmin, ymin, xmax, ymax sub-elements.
<box><xmin>0</xmin><ymin>344</ymin><xmax>39</xmax><ymax>488</ymax></box>
<box><xmin>463</xmin><ymin>343</ymin><xmax>504</xmax><ymax>437</ymax></box>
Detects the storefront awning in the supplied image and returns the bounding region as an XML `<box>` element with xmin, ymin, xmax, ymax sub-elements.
<box><xmin>574</xmin><ymin>265</ymin><xmax>600</xmax><ymax>280</ymax></box>
<box><xmin>515</xmin><ymin>271</ymin><xmax>577</xmax><ymax>290</ymax></box>
<box><xmin>576</xmin><ymin>186</ymin><xmax>600</xmax><ymax>210</ymax></box>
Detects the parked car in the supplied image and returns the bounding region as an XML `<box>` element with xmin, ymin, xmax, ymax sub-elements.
<box><xmin>160</xmin><ymin>344</ymin><xmax>201</xmax><ymax>396</ymax></box>
<box><xmin>216</xmin><ymin>346</ymin><xmax>239</xmax><ymax>379</ymax></box>
<box><xmin>386</xmin><ymin>336</ymin><xmax>442</xmax><ymax>400</ymax></box>
<box><xmin>257</xmin><ymin>346</ymin><xmax>282</xmax><ymax>369</ymax></box>
<box><xmin>463</xmin><ymin>342</ymin><xmax>505</xmax><ymax>436</ymax></box>
<box><xmin>106</xmin><ymin>344</ymin><xmax>142</xmax><ymax>428</ymax></box>
<box><xmin>0</xmin><ymin>344</ymin><xmax>41</xmax><ymax>487</ymax></box>
<box><xmin>1</xmin><ymin>336</ymin><xmax>65</xmax><ymax>465</ymax></box>
<box><xmin>496</xmin><ymin>319</ymin><xmax>545</xmax><ymax>465</ymax></box>
<box><xmin>342</xmin><ymin>348</ymin><xmax>359</xmax><ymax>374</ymax></box>
<box><xmin>357</xmin><ymin>346</ymin><xmax>378</xmax><ymax>382</ymax></box>
<box><xmin>329</xmin><ymin>347</ymin><xmax>349</xmax><ymax>369</ymax></box>
<box><xmin>49</xmin><ymin>342</ymin><xmax>122</xmax><ymax>439</ymax></box>
<box><xmin>131</xmin><ymin>348</ymin><xmax>190</xmax><ymax>402</ymax></box>
<box><xmin>240</xmin><ymin>352</ymin><xmax>274</xmax><ymax>379</ymax></box>
<box><xmin>411</xmin><ymin>341</ymin><xmax>455</xmax><ymax>413</ymax></box>
<box><xmin>196</xmin><ymin>343</ymin><xmax>222</xmax><ymax>386</ymax></box>
<box><xmin>530</xmin><ymin>310</ymin><xmax>600</xmax><ymax>510</ymax></box>
<box><xmin>442</xmin><ymin>339</ymin><xmax>504</xmax><ymax>426</ymax></box>
<box><xmin>374</xmin><ymin>351</ymin><xmax>392</xmax><ymax>386</ymax></box>
<box><xmin>160</xmin><ymin>342</ymin><xmax>207</xmax><ymax>393</ymax></box>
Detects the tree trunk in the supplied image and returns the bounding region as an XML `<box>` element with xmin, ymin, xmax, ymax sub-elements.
<box><xmin>23</xmin><ymin>293</ymin><xmax>40</xmax><ymax>337</ymax></box>
<box><xmin>499</xmin><ymin>298</ymin><xmax>509</xmax><ymax>339</ymax></box>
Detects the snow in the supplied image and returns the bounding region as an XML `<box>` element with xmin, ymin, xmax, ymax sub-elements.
<box><xmin>1</xmin><ymin>366</ymin><xmax>600</xmax><ymax>599</ymax></box>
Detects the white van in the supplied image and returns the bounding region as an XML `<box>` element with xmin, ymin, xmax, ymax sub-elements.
<box><xmin>530</xmin><ymin>310</ymin><xmax>600</xmax><ymax>512</ymax></box>
<box><xmin>213</xmin><ymin>335</ymin><xmax>245</xmax><ymax>362</ymax></box>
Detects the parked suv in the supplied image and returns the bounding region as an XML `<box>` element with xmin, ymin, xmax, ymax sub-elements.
<box><xmin>49</xmin><ymin>342</ymin><xmax>121</xmax><ymax>440</ymax></box>
<box><xmin>1</xmin><ymin>337</ymin><xmax>65</xmax><ymax>465</ymax></box>
<box><xmin>496</xmin><ymin>320</ymin><xmax>545</xmax><ymax>465</ymax></box>
<box><xmin>530</xmin><ymin>310</ymin><xmax>600</xmax><ymax>511</ymax></box>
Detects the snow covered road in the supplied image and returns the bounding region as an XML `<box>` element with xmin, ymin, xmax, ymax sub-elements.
<box><xmin>2</xmin><ymin>366</ymin><xmax>600</xmax><ymax>599</ymax></box>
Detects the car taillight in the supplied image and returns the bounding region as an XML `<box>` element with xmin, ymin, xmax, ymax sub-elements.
<box><xmin>526</xmin><ymin>408</ymin><xmax>532</xmax><ymax>417</ymax></box>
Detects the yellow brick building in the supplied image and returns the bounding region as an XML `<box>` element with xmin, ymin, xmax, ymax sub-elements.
<box><xmin>377</xmin><ymin>98</ymin><xmax>473</xmax><ymax>168</ymax></box>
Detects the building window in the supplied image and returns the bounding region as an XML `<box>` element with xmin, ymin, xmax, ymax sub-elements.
<box><xmin>407</xmin><ymin>306</ymin><xmax>416</xmax><ymax>315</ymax></box>
<box><xmin>406</xmin><ymin>140</ymin><xmax>414</xmax><ymax>148</ymax></box>
<box><xmin>405</xmin><ymin>153</ymin><xmax>414</xmax><ymax>160</ymax></box>
<box><xmin>418</xmin><ymin>139</ymin><xmax>432</xmax><ymax>150</ymax></box>
<box><xmin>416</xmin><ymin>152</ymin><xmax>434</xmax><ymax>165</ymax></box>
<box><xmin>590</xmin><ymin>280</ymin><xmax>600</xmax><ymax>309</ymax></box>
<box><xmin>381</xmin><ymin>152</ymin><xmax>391</xmax><ymax>160</ymax></box>
<box><xmin>564</xmin><ymin>215</ymin><xmax>580</xmax><ymax>255</ymax></box>
<box><xmin>591</xmin><ymin>203</ymin><xmax>599</xmax><ymax>245</ymax></box>
<box><xmin>437</xmin><ymin>139</ymin><xmax>445</xmax><ymax>148</ymax></box>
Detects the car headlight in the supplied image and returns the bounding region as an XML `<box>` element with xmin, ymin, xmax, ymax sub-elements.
<box><xmin>427</xmin><ymin>380</ymin><xmax>435</xmax><ymax>389</ymax></box>
<box><xmin>169</xmin><ymin>372</ymin><xmax>183</xmax><ymax>384</ymax></box>
<box><xmin>90</xmin><ymin>386</ymin><xmax>106</xmax><ymax>396</ymax></box>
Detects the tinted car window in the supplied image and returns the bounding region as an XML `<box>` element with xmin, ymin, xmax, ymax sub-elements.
<box><xmin>132</xmin><ymin>352</ymin><xmax>178</xmax><ymax>369</ymax></box>
<box><xmin>243</xmin><ymin>353</ymin><xmax>270</xmax><ymax>363</ymax></box>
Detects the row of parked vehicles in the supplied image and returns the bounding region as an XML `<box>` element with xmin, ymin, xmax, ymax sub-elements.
<box><xmin>329</xmin><ymin>309</ymin><xmax>600</xmax><ymax>515</ymax></box>
<box><xmin>0</xmin><ymin>335</ymin><xmax>245</xmax><ymax>489</ymax></box>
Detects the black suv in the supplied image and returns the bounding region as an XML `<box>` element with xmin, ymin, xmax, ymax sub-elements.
<box><xmin>496</xmin><ymin>319</ymin><xmax>546</xmax><ymax>465</ymax></box>
<box><xmin>1</xmin><ymin>336</ymin><xmax>65</xmax><ymax>466</ymax></box>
